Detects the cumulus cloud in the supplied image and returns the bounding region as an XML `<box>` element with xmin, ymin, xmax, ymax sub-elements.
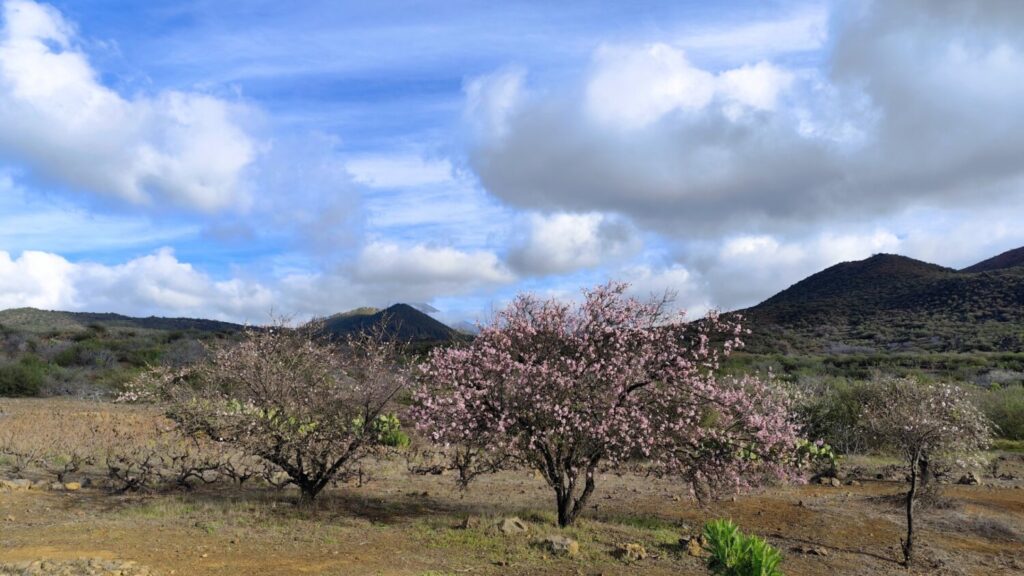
<box><xmin>0</xmin><ymin>0</ymin><xmax>255</xmax><ymax>211</ymax></box>
<box><xmin>464</xmin><ymin>66</ymin><xmax>525</xmax><ymax>140</ymax></box>
<box><xmin>354</xmin><ymin>241</ymin><xmax>513</xmax><ymax>286</ymax></box>
<box><xmin>467</xmin><ymin>0</ymin><xmax>1024</xmax><ymax>237</ymax></box>
<box><xmin>585</xmin><ymin>44</ymin><xmax>792</xmax><ymax>130</ymax></box>
<box><xmin>508</xmin><ymin>212</ymin><xmax>640</xmax><ymax>275</ymax></box>
<box><xmin>0</xmin><ymin>241</ymin><xmax>518</xmax><ymax>322</ymax></box>
<box><xmin>0</xmin><ymin>248</ymin><xmax>273</xmax><ymax>320</ymax></box>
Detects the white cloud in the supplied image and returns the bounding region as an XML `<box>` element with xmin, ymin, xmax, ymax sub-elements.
<box><xmin>0</xmin><ymin>0</ymin><xmax>255</xmax><ymax>211</ymax></box>
<box><xmin>346</xmin><ymin>155</ymin><xmax>454</xmax><ymax>188</ymax></box>
<box><xmin>468</xmin><ymin>1</ymin><xmax>1024</xmax><ymax>236</ymax></box>
<box><xmin>355</xmin><ymin>242</ymin><xmax>513</xmax><ymax>286</ymax></box>
<box><xmin>584</xmin><ymin>44</ymin><xmax>793</xmax><ymax>130</ymax></box>
<box><xmin>0</xmin><ymin>250</ymin><xmax>75</xmax><ymax>310</ymax></box>
<box><xmin>679</xmin><ymin>6</ymin><xmax>829</xmax><ymax>59</ymax></box>
<box><xmin>586</xmin><ymin>44</ymin><xmax>716</xmax><ymax>130</ymax></box>
<box><xmin>620</xmin><ymin>263</ymin><xmax>711</xmax><ymax>319</ymax></box>
<box><xmin>464</xmin><ymin>66</ymin><xmax>525</xmax><ymax>140</ymax></box>
<box><xmin>718</xmin><ymin>61</ymin><xmax>794</xmax><ymax>113</ymax></box>
<box><xmin>0</xmin><ymin>248</ymin><xmax>273</xmax><ymax>320</ymax></box>
<box><xmin>509</xmin><ymin>212</ymin><xmax>640</xmax><ymax>275</ymax></box>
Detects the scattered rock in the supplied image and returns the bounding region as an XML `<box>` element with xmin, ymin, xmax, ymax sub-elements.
<box><xmin>540</xmin><ymin>535</ymin><xmax>579</xmax><ymax>557</ymax></box>
<box><xmin>615</xmin><ymin>542</ymin><xmax>647</xmax><ymax>562</ymax></box>
<box><xmin>817</xmin><ymin>476</ymin><xmax>842</xmax><ymax>487</ymax></box>
<box><xmin>30</xmin><ymin>480</ymin><xmax>49</xmax><ymax>491</ymax></box>
<box><xmin>683</xmin><ymin>536</ymin><xmax>706</xmax><ymax>558</ymax></box>
<box><xmin>0</xmin><ymin>559</ymin><xmax>155</xmax><ymax>576</ymax></box>
<box><xmin>457</xmin><ymin>515</ymin><xmax>481</xmax><ymax>530</ymax></box>
<box><xmin>0</xmin><ymin>479</ymin><xmax>32</xmax><ymax>491</ymax></box>
<box><xmin>64</xmin><ymin>482</ymin><xmax>82</xmax><ymax>491</ymax></box>
<box><xmin>957</xmin><ymin>472</ymin><xmax>981</xmax><ymax>485</ymax></box>
<box><xmin>846</xmin><ymin>480</ymin><xmax>861</xmax><ymax>487</ymax></box>
<box><xmin>498</xmin><ymin>516</ymin><xmax>529</xmax><ymax>536</ymax></box>
<box><xmin>794</xmin><ymin>545</ymin><xmax>830</xmax><ymax>556</ymax></box>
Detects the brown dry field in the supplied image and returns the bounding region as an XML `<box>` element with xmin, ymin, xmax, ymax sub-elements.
<box><xmin>2</xmin><ymin>398</ymin><xmax>1023</xmax><ymax>576</ymax></box>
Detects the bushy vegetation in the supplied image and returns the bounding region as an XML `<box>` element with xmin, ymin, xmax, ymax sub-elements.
<box><xmin>973</xmin><ymin>384</ymin><xmax>1024</xmax><ymax>440</ymax></box>
<box><xmin>128</xmin><ymin>320</ymin><xmax>411</xmax><ymax>503</ymax></box>
<box><xmin>703</xmin><ymin>519</ymin><xmax>783</xmax><ymax>576</ymax></box>
<box><xmin>0</xmin><ymin>355</ymin><xmax>46</xmax><ymax>396</ymax></box>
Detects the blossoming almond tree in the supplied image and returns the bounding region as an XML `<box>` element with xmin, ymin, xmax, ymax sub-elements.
<box><xmin>139</xmin><ymin>320</ymin><xmax>410</xmax><ymax>504</ymax></box>
<box><xmin>861</xmin><ymin>377</ymin><xmax>991</xmax><ymax>566</ymax></box>
<box><xmin>413</xmin><ymin>282</ymin><xmax>798</xmax><ymax>527</ymax></box>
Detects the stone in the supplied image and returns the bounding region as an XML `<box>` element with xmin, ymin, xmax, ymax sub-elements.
<box><xmin>0</xmin><ymin>478</ymin><xmax>32</xmax><ymax>491</ymax></box>
<box><xmin>846</xmin><ymin>480</ymin><xmax>861</xmax><ymax>486</ymax></box>
<box><xmin>957</xmin><ymin>472</ymin><xmax>980</xmax><ymax>485</ymax></box>
<box><xmin>498</xmin><ymin>516</ymin><xmax>529</xmax><ymax>536</ymax></box>
<box><xmin>616</xmin><ymin>542</ymin><xmax>647</xmax><ymax>562</ymax></box>
<box><xmin>829</xmin><ymin>477</ymin><xmax>842</xmax><ymax>487</ymax></box>
<box><xmin>63</xmin><ymin>481</ymin><xmax>82</xmax><ymax>491</ymax></box>
<box><xmin>795</xmin><ymin>545</ymin><xmax>830</xmax><ymax>556</ymax></box>
<box><xmin>540</xmin><ymin>535</ymin><xmax>579</xmax><ymax>557</ymax></box>
<box><xmin>685</xmin><ymin>537</ymin><xmax>705</xmax><ymax>557</ymax></box>
<box><xmin>457</xmin><ymin>515</ymin><xmax>481</xmax><ymax>530</ymax></box>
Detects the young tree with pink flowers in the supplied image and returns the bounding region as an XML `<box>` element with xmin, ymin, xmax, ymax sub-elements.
<box><xmin>413</xmin><ymin>282</ymin><xmax>799</xmax><ymax>527</ymax></box>
<box><xmin>861</xmin><ymin>377</ymin><xmax>991</xmax><ymax>566</ymax></box>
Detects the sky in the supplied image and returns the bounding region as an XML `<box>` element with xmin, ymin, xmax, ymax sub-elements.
<box><xmin>1</xmin><ymin>0</ymin><xmax>1023</xmax><ymax>324</ymax></box>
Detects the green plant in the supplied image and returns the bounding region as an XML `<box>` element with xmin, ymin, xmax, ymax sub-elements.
<box><xmin>0</xmin><ymin>356</ymin><xmax>46</xmax><ymax>396</ymax></box>
<box><xmin>703</xmin><ymin>519</ymin><xmax>784</xmax><ymax>576</ymax></box>
<box><xmin>372</xmin><ymin>413</ymin><xmax>411</xmax><ymax>448</ymax></box>
<box><xmin>794</xmin><ymin>439</ymin><xmax>840</xmax><ymax>477</ymax></box>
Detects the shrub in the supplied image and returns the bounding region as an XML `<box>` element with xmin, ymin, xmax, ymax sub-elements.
<box><xmin>703</xmin><ymin>519</ymin><xmax>784</xmax><ymax>576</ymax></box>
<box><xmin>132</xmin><ymin>319</ymin><xmax>411</xmax><ymax>503</ymax></box>
<box><xmin>974</xmin><ymin>384</ymin><xmax>1024</xmax><ymax>440</ymax></box>
<box><xmin>0</xmin><ymin>356</ymin><xmax>46</xmax><ymax>396</ymax></box>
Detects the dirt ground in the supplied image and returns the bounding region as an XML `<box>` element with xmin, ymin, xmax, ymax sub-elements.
<box><xmin>2</xmin><ymin>400</ymin><xmax>1023</xmax><ymax>575</ymax></box>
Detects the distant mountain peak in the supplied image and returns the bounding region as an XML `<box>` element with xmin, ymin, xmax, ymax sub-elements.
<box><xmin>320</xmin><ymin>303</ymin><xmax>459</xmax><ymax>343</ymax></box>
<box><xmin>739</xmin><ymin>250</ymin><xmax>1024</xmax><ymax>354</ymax></box>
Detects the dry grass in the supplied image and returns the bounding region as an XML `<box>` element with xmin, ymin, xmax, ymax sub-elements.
<box><xmin>2</xmin><ymin>398</ymin><xmax>1023</xmax><ymax>576</ymax></box>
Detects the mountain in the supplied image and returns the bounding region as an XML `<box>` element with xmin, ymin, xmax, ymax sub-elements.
<box><xmin>738</xmin><ymin>252</ymin><xmax>1024</xmax><ymax>354</ymax></box>
<box><xmin>0</xmin><ymin>307</ymin><xmax>243</xmax><ymax>334</ymax></box>
<box><xmin>320</xmin><ymin>303</ymin><xmax>461</xmax><ymax>343</ymax></box>
<box><xmin>962</xmin><ymin>246</ymin><xmax>1024</xmax><ymax>273</ymax></box>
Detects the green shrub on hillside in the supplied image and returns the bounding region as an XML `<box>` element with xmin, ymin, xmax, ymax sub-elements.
<box><xmin>0</xmin><ymin>356</ymin><xmax>46</xmax><ymax>396</ymax></box>
<box><xmin>974</xmin><ymin>385</ymin><xmax>1024</xmax><ymax>440</ymax></box>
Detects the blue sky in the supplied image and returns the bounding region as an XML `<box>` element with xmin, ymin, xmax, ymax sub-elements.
<box><xmin>2</xmin><ymin>0</ymin><xmax>1024</xmax><ymax>323</ymax></box>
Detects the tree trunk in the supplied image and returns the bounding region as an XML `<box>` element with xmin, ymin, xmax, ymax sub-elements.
<box><xmin>902</xmin><ymin>455</ymin><xmax>919</xmax><ymax>566</ymax></box>
<box><xmin>298</xmin><ymin>484</ymin><xmax>321</xmax><ymax>505</ymax></box>
<box><xmin>919</xmin><ymin>454</ymin><xmax>931</xmax><ymax>489</ymax></box>
<box><xmin>552</xmin><ymin>463</ymin><xmax>598</xmax><ymax>527</ymax></box>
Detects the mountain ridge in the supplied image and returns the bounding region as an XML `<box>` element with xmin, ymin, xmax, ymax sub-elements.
<box><xmin>738</xmin><ymin>248</ymin><xmax>1024</xmax><ymax>354</ymax></box>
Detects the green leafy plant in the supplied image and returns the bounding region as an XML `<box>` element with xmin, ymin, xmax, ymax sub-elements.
<box><xmin>703</xmin><ymin>519</ymin><xmax>784</xmax><ymax>576</ymax></box>
<box><xmin>794</xmin><ymin>438</ymin><xmax>840</xmax><ymax>477</ymax></box>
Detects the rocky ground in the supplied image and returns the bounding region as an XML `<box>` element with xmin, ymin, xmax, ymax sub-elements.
<box><xmin>1</xmin><ymin>400</ymin><xmax>1023</xmax><ymax>575</ymax></box>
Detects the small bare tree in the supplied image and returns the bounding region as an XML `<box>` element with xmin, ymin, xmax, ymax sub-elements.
<box><xmin>861</xmin><ymin>377</ymin><xmax>991</xmax><ymax>566</ymax></box>
<box><xmin>142</xmin><ymin>319</ymin><xmax>409</xmax><ymax>504</ymax></box>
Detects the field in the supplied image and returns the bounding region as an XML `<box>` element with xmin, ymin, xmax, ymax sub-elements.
<box><xmin>2</xmin><ymin>399</ymin><xmax>1022</xmax><ymax>576</ymax></box>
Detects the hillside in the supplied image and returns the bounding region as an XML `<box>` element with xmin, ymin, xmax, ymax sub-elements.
<box><xmin>738</xmin><ymin>252</ymin><xmax>1024</xmax><ymax>354</ymax></box>
<box><xmin>0</xmin><ymin>308</ymin><xmax>243</xmax><ymax>334</ymax></box>
<box><xmin>962</xmin><ymin>246</ymin><xmax>1024</xmax><ymax>273</ymax></box>
<box><xmin>321</xmin><ymin>303</ymin><xmax>461</xmax><ymax>343</ymax></box>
